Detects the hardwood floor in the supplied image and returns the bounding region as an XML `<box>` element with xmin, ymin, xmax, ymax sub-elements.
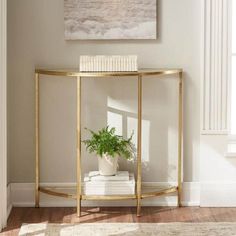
<box><xmin>2</xmin><ymin>207</ymin><xmax>236</xmax><ymax>235</ymax></box>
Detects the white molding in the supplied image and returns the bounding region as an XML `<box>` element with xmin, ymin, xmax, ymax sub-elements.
<box><xmin>224</xmin><ymin>135</ymin><xmax>236</xmax><ymax>157</ymax></box>
<box><xmin>0</xmin><ymin>0</ymin><xmax>7</xmax><ymax>231</ymax></box>
<box><xmin>12</xmin><ymin>182</ymin><xmax>236</xmax><ymax>208</ymax></box>
<box><xmin>227</xmin><ymin>0</ymin><xmax>233</xmax><ymax>134</ymax></box>
<box><xmin>201</xmin><ymin>0</ymin><xmax>230</xmax><ymax>135</ymax></box>
<box><xmin>9</xmin><ymin>182</ymin><xmax>200</xmax><ymax>207</ymax></box>
<box><xmin>200</xmin><ymin>182</ymin><xmax>236</xmax><ymax>207</ymax></box>
<box><xmin>201</xmin><ymin>130</ymin><xmax>228</xmax><ymax>135</ymax></box>
<box><xmin>7</xmin><ymin>185</ymin><xmax>12</xmax><ymax>219</ymax></box>
<box><xmin>225</xmin><ymin>152</ymin><xmax>236</xmax><ymax>158</ymax></box>
<box><xmin>227</xmin><ymin>135</ymin><xmax>236</xmax><ymax>142</ymax></box>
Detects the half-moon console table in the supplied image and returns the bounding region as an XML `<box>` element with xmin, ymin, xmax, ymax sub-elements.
<box><xmin>35</xmin><ymin>68</ymin><xmax>183</xmax><ymax>217</ymax></box>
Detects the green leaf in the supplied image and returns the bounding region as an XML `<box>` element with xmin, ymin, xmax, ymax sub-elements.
<box><xmin>82</xmin><ymin>126</ymin><xmax>135</xmax><ymax>160</ymax></box>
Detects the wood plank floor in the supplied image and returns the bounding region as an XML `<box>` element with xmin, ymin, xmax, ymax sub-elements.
<box><xmin>2</xmin><ymin>207</ymin><xmax>236</xmax><ymax>235</ymax></box>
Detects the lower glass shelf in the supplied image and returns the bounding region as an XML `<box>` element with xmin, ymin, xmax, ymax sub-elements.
<box><xmin>39</xmin><ymin>184</ymin><xmax>178</xmax><ymax>201</ymax></box>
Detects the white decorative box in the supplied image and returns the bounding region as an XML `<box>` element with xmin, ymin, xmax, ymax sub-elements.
<box><xmin>80</xmin><ymin>55</ymin><xmax>138</xmax><ymax>72</ymax></box>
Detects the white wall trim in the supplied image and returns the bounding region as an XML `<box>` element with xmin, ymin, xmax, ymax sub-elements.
<box><xmin>224</xmin><ymin>134</ymin><xmax>236</xmax><ymax>157</ymax></box>
<box><xmin>201</xmin><ymin>0</ymin><xmax>230</xmax><ymax>135</ymax></box>
<box><xmin>200</xmin><ymin>182</ymin><xmax>236</xmax><ymax>207</ymax></box>
<box><xmin>225</xmin><ymin>152</ymin><xmax>236</xmax><ymax>158</ymax></box>
<box><xmin>0</xmin><ymin>0</ymin><xmax>7</xmax><ymax>231</ymax></box>
<box><xmin>7</xmin><ymin>185</ymin><xmax>12</xmax><ymax>219</ymax></box>
<box><xmin>9</xmin><ymin>182</ymin><xmax>200</xmax><ymax>207</ymax></box>
<box><xmin>227</xmin><ymin>0</ymin><xmax>233</xmax><ymax>134</ymax></box>
<box><xmin>11</xmin><ymin>181</ymin><xmax>236</xmax><ymax>207</ymax></box>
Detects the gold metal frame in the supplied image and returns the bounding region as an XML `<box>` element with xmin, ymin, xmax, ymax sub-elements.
<box><xmin>35</xmin><ymin>72</ymin><xmax>39</xmax><ymax>208</ymax></box>
<box><xmin>35</xmin><ymin>68</ymin><xmax>183</xmax><ymax>217</ymax></box>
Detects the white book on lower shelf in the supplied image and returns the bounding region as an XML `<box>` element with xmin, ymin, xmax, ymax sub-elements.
<box><xmin>85</xmin><ymin>171</ymin><xmax>130</xmax><ymax>182</ymax></box>
<box><xmin>83</xmin><ymin>173</ymin><xmax>135</xmax><ymax>195</ymax></box>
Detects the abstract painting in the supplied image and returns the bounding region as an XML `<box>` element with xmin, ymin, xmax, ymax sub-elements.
<box><xmin>64</xmin><ymin>0</ymin><xmax>156</xmax><ymax>40</ymax></box>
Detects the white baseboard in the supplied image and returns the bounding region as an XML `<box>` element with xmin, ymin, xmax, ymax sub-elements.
<box><xmin>200</xmin><ymin>182</ymin><xmax>236</xmax><ymax>207</ymax></box>
<box><xmin>7</xmin><ymin>184</ymin><xmax>12</xmax><ymax>218</ymax></box>
<box><xmin>9</xmin><ymin>182</ymin><xmax>200</xmax><ymax>207</ymax></box>
<box><xmin>9</xmin><ymin>182</ymin><xmax>236</xmax><ymax>207</ymax></box>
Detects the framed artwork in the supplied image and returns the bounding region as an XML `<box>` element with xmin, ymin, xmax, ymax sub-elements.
<box><xmin>64</xmin><ymin>0</ymin><xmax>157</xmax><ymax>40</ymax></box>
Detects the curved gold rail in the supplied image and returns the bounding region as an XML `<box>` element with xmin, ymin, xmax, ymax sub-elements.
<box><xmin>38</xmin><ymin>186</ymin><xmax>178</xmax><ymax>201</ymax></box>
<box><xmin>141</xmin><ymin>186</ymin><xmax>178</xmax><ymax>199</ymax></box>
<box><xmin>35</xmin><ymin>68</ymin><xmax>182</xmax><ymax>78</ymax></box>
<box><xmin>39</xmin><ymin>187</ymin><xmax>76</xmax><ymax>199</ymax></box>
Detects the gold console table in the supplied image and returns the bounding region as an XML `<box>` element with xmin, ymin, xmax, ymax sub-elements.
<box><xmin>35</xmin><ymin>68</ymin><xmax>183</xmax><ymax>217</ymax></box>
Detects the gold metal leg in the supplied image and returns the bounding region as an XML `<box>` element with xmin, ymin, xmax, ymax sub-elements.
<box><xmin>137</xmin><ymin>75</ymin><xmax>142</xmax><ymax>216</ymax></box>
<box><xmin>35</xmin><ymin>72</ymin><xmax>39</xmax><ymax>208</ymax></box>
<box><xmin>77</xmin><ymin>76</ymin><xmax>82</xmax><ymax>217</ymax></box>
<box><xmin>178</xmin><ymin>72</ymin><xmax>183</xmax><ymax>207</ymax></box>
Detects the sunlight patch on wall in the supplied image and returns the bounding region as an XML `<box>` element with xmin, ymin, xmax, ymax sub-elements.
<box><xmin>107</xmin><ymin>96</ymin><xmax>150</xmax><ymax>162</ymax></box>
<box><xmin>107</xmin><ymin>111</ymin><xmax>123</xmax><ymax>136</ymax></box>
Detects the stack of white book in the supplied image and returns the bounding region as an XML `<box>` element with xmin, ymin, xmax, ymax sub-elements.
<box><xmin>80</xmin><ymin>55</ymin><xmax>138</xmax><ymax>72</ymax></box>
<box><xmin>83</xmin><ymin>171</ymin><xmax>135</xmax><ymax>195</ymax></box>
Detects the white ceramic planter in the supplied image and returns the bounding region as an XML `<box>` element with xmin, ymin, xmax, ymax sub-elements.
<box><xmin>98</xmin><ymin>154</ymin><xmax>118</xmax><ymax>176</ymax></box>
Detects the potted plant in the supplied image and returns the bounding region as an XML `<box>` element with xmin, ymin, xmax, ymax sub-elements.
<box><xmin>83</xmin><ymin>126</ymin><xmax>135</xmax><ymax>176</ymax></box>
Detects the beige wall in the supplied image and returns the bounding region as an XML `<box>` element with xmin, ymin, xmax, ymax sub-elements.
<box><xmin>7</xmin><ymin>0</ymin><xmax>201</xmax><ymax>183</ymax></box>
